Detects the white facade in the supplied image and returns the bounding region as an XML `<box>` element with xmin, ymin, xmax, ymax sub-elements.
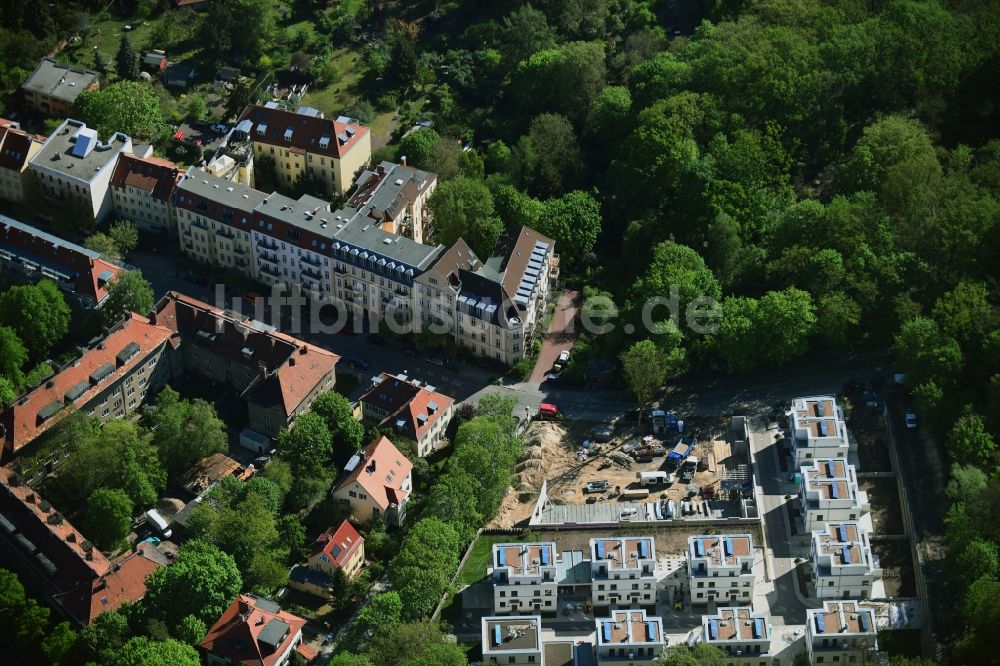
<box><xmin>701</xmin><ymin>607</ymin><xmax>772</xmax><ymax>664</ymax></box>
<box><xmin>489</xmin><ymin>543</ymin><xmax>558</xmax><ymax>615</ymax></box>
<box><xmin>481</xmin><ymin>616</ymin><xmax>543</xmax><ymax>665</ymax></box>
<box><xmin>800</xmin><ymin>459</ymin><xmax>869</xmax><ymax>531</ymax></box>
<box><xmin>811</xmin><ymin>522</ymin><xmax>879</xmax><ymax>599</ymax></box>
<box><xmin>806</xmin><ymin>600</ymin><xmax>878</xmax><ymax>664</ymax></box>
<box><xmin>590</xmin><ymin>537</ymin><xmax>657</xmax><ymax>608</ymax></box>
<box><xmin>787</xmin><ymin>396</ymin><xmax>850</xmax><ymax>466</ymax></box>
<box><xmin>28</xmin><ymin>119</ymin><xmax>131</xmax><ymax>221</ymax></box>
<box><xmin>687</xmin><ymin>535</ymin><xmax>755</xmax><ymax>605</ymax></box>
<box><xmin>595</xmin><ymin>609</ymin><xmax>666</xmax><ymax>665</ymax></box>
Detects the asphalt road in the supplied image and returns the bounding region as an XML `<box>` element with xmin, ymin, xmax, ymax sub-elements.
<box><xmin>529</xmin><ymin>289</ymin><xmax>579</xmax><ymax>383</ymax></box>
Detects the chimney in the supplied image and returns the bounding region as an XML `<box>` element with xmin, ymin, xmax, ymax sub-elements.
<box><xmin>376</xmin><ymin>164</ymin><xmax>385</xmax><ymax>177</ymax></box>
<box><xmin>288</xmin><ymin>357</ymin><xmax>295</xmax><ymax>367</ymax></box>
<box><xmin>400</xmin><ymin>155</ymin><xmax>407</xmax><ymax>167</ymax></box>
<box><xmin>239</xmin><ymin>598</ymin><xmax>251</xmax><ymax>614</ymax></box>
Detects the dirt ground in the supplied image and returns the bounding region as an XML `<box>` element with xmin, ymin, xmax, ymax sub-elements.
<box><xmin>490</xmin><ymin>418</ymin><xmax>728</xmax><ymax>527</ymax></box>
<box><xmin>845</xmin><ymin>399</ymin><xmax>893</xmax><ymax>472</ymax></box>
<box><xmin>873</xmin><ymin>539</ymin><xmax>916</xmax><ymax>597</ymax></box>
<box><xmin>860</xmin><ymin>477</ymin><xmax>905</xmax><ymax>535</ymax></box>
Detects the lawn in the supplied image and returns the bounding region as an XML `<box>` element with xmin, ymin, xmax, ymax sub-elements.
<box><xmin>301</xmin><ymin>47</ymin><xmax>364</xmax><ymax>116</ymax></box>
<box><xmin>456</xmin><ymin>531</ymin><xmax>538</xmax><ymax>586</ymax></box>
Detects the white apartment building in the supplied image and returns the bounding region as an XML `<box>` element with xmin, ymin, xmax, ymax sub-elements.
<box><xmin>489</xmin><ymin>542</ymin><xmax>558</xmax><ymax>615</ymax></box>
<box><xmin>595</xmin><ymin>609</ymin><xmax>666</xmax><ymax>665</ymax></box>
<box><xmin>347</xmin><ymin>160</ymin><xmax>437</xmax><ymax>243</ymax></box>
<box><xmin>589</xmin><ymin>536</ymin><xmax>656</xmax><ymax>608</ymax></box>
<box><xmin>28</xmin><ymin>119</ymin><xmax>132</xmax><ymax>221</ymax></box>
<box><xmin>800</xmin><ymin>459</ymin><xmax>869</xmax><ymax>531</ymax></box>
<box><xmin>174</xmin><ymin>168</ymin><xmax>267</xmax><ymax>280</ymax></box>
<box><xmin>701</xmin><ymin>607</ymin><xmax>772</xmax><ymax>665</ymax></box>
<box><xmin>687</xmin><ymin>535</ymin><xmax>755</xmax><ymax>605</ymax></box>
<box><xmin>481</xmin><ymin>616</ymin><xmax>543</xmax><ymax>665</ymax></box>
<box><xmin>812</xmin><ymin>522</ymin><xmax>880</xmax><ymax>599</ymax></box>
<box><xmin>787</xmin><ymin>396</ymin><xmax>850</xmax><ymax>466</ymax></box>
<box><xmin>110</xmin><ymin>153</ymin><xmax>180</xmax><ymax>232</ymax></box>
<box><xmin>806</xmin><ymin>600</ymin><xmax>878</xmax><ymax>664</ymax></box>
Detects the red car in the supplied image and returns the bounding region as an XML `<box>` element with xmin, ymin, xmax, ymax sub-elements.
<box><xmin>172</xmin><ymin>130</ymin><xmax>185</xmax><ymax>140</ymax></box>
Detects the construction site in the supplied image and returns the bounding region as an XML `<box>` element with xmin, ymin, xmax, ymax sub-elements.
<box><xmin>491</xmin><ymin>413</ymin><xmax>758</xmax><ymax>528</ymax></box>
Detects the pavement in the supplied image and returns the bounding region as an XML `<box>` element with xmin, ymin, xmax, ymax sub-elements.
<box><xmin>529</xmin><ymin>289</ymin><xmax>579</xmax><ymax>383</ymax></box>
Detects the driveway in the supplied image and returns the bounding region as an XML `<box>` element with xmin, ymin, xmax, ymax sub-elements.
<box><xmin>530</xmin><ymin>290</ymin><xmax>579</xmax><ymax>383</ymax></box>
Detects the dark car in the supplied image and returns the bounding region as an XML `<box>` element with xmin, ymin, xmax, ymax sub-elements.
<box><xmin>367</xmin><ymin>333</ymin><xmax>387</xmax><ymax>346</ymax></box>
<box><xmin>426</xmin><ymin>357</ymin><xmax>446</xmax><ymax>367</ymax></box>
<box><xmin>346</xmin><ymin>355</ymin><xmax>369</xmax><ymax>369</ymax></box>
<box><xmin>403</xmin><ymin>348</ymin><xmax>419</xmax><ymax>357</ymax></box>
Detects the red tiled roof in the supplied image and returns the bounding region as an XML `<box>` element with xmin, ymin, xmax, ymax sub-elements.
<box><xmin>237</xmin><ymin>105</ymin><xmax>369</xmax><ymax>159</ymax></box>
<box><xmin>309</xmin><ymin>520</ymin><xmax>363</xmax><ymax>569</ymax></box>
<box><xmin>1</xmin><ymin>313</ymin><xmax>176</xmax><ymax>456</ymax></box>
<box><xmin>82</xmin><ymin>545</ymin><xmax>161</xmax><ymax>624</ymax></box>
<box><xmin>110</xmin><ymin>153</ymin><xmax>181</xmax><ymax>202</ymax></box>
<box><xmin>360</xmin><ymin>373</ymin><xmax>453</xmax><ymax>442</ymax></box>
<box><xmin>201</xmin><ymin>594</ymin><xmax>307</xmax><ymax>666</ymax></box>
<box><xmin>296</xmin><ymin>643</ymin><xmax>317</xmax><ymax>662</ymax></box>
<box><xmin>335</xmin><ymin>436</ymin><xmax>412</xmax><ymax>511</ymax></box>
<box><xmin>0</xmin><ymin>122</ymin><xmax>41</xmax><ymax>172</ymax></box>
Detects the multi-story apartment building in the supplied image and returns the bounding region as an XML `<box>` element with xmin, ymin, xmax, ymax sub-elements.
<box><xmin>413</xmin><ymin>227</ymin><xmax>556</xmax><ymax>366</ymax></box>
<box><xmin>201</xmin><ymin>595</ymin><xmax>311</xmax><ymax>666</ymax></box>
<box><xmin>787</xmin><ymin>395</ymin><xmax>850</xmax><ymax>466</ymax></box>
<box><xmin>489</xmin><ymin>542</ymin><xmax>558</xmax><ymax>614</ymax></box>
<box><xmin>800</xmin><ymin>459</ymin><xmax>869</xmax><ymax>531</ymax></box>
<box><xmin>0</xmin><ymin>119</ymin><xmax>45</xmax><ymax>202</ymax></box>
<box><xmin>481</xmin><ymin>616</ymin><xmax>543</xmax><ymax>665</ymax></box>
<box><xmin>811</xmin><ymin>522</ymin><xmax>879</xmax><ymax>599</ymax></box>
<box><xmin>687</xmin><ymin>535</ymin><xmax>755</xmax><ymax>605</ymax></box>
<box><xmin>174</xmin><ymin>167</ymin><xmax>267</xmax><ymax>280</ymax></box>
<box><xmin>589</xmin><ymin>536</ymin><xmax>657</xmax><ymax>608</ymax></box>
<box><xmin>806</xmin><ymin>600</ymin><xmax>878</xmax><ymax>664</ymax></box>
<box><xmin>347</xmin><ymin>160</ymin><xmax>437</xmax><ymax>243</ymax></box>
<box><xmin>332</xmin><ymin>436</ymin><xmax>413</xmax><ymax>526</ymax></box>
<box><xmin>21</xmin><ymin>58</ymin><xmax>99</xmax><ymax>116</ymax></box>
<box><xmin>357</xmin><ymin>372</ymin><xmax>454</xmax><ymax>457</ymax></box>
<box><xmin>288</xmin><ymin>520</ymin><xmax>365</xmax><ymax>599</ymax></box>
<box><xmin>701</xmin><ymin>607</ymin><xmax>773</xmax><ymax>665</ymax></box>
<box><xmin>28</xmin><ymin>119</ymin><xmax>132</xmax><ymax>221</ymax></box>
<box><xmin>0</xmin><ymin>312</ymin><xmax>176</xmax><ymax>462</ymax></box>
<box><xmin>236</xmin><ymin>104</ymin><xmax>371</xmax><ymax>196</ymax></box>
<box><xmin>0</xmin><ymin>213</ymin><xmax>123</xmax><ymax>308</ymax></box>
<box><xmin>595</xmin><ymin>609</ymin><xmax>666</xmax><ymax>665</ymax></box>
<box><xmin>110</xmin><ymin>153</ymin><xmax>181</xmax><ymax>232</ymax></box>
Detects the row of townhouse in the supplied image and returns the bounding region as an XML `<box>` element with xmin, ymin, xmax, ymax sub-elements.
<box><xmin>0</xmin><ymin>291</ymin><xmax>339</xmax><ymax>464</ymax></box>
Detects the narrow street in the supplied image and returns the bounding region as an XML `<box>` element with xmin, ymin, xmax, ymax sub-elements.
<box><xmin>529</xmin><ymin>289</ymin><xmax>580</xmax><ymax>383</ymax></box>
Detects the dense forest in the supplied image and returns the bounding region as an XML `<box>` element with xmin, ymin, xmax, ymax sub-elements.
<box><xmin>1</xmin><ymin>0</ymin><xmax>999</xmax><ymax>663</ymax></box>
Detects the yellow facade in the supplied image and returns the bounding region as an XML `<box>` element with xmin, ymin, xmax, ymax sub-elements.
<box><xmin>253</xmin><ymin>130</ymin><xmax>371</xmax><ymax>196</ymax></box>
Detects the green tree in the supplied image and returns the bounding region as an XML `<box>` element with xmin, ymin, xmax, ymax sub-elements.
<box><xmin>357</xmin><ymin>591</ymin><xmax>403</xmax><ymax>634</ymax></box>
<box><xmin>895</xmin><ymin>317</ymin><xmax>963</xmax><ymax>388</ymax></box>
<box><xmin>525</xmin><ymin>113</ymin><xmax>582</xmax><ymax>195</ymax></box>
<box><xmin>536</xmin><ymin>190</ymin><xmax>601</xmax><ymax>269</ymax></box>
<box><xmin>311</xmin><ymin>391</ymin><xmax>365</xmax><ymax>455</ymax></box>
<box><xmin>84</xmin><ymin>232</ymin><xmax>122</xmax><ymax>259</ymax></box>
<box><xmin>620</xmin><ymin>340</ymin><xmax>669</xmax><ymax>418</ymax></box>
<box><xmin>0</xmin><ymin>280</ymin><xmax>70</xmax><ymax>361</ymax></box>
<box><xmin>212</xmin><ymin>494</ymin><xmax>280</xmax><ymax>588</ymax></box>
<box><xmin>40</xmin><ymin>621</ymin><xmax>77</xmax><ymax>666</ymax></box>
<box><xmin>423</xmin><ymin>471</ymin><xmax>482</xmax><ymax>544</ymax></box>
<box><xmin>634</xmin><ymin>242</ymin><xmax>721</xmax><ymax>321</ymax></box>
<box><xmin>511</xmin><ymin>41</ymin><xmax>607</xmax><ymax>124</ymax></box>
<box><xmin>83</xmin><ymin>488</ymin><xmax>133</xmax><ymax>551</ymax></box>
<box><xmin>816</xmin><ymin>292</ymin><xmax>862</xmax><ymax>352</ymax></box>
<box><xmin>173</xmin><ymin>614</ymin><xmax>207</xmax><ymax>645</ymax></box>
<box><xmin>954</xmin><ymin>538</ymin><xmax>1000</xmax><ymax>589</ymax></box>
<box><xmin>108</xmin><ymin>220</ymin><xmax>140</xmax><ymax>256</ymax></box>
<box><xmin>492</xmin><ymin>184</ymin><xmax>543</xmax><ymax>230</ymax></box>
<box><xmin>391</xmin><ymin>33</ymin><xmax>418</xmax><ymax>92</ymax></box>
<box><xmin>0</xmin><ymin>376</ymin><xmax>15</xmax><ymax>407</ymax></box>
<box><xmin>73</xmin><ymin>81</ymin><xmax>165</xmax><ymax>140</ymax></box>
<box><xmin>186</xmin><ymin>95</ymin><xmax>207</xmax><ymax>122</ymax></box>
<box><xmin>390</xmin><ymin>519</ymin><xmax>461</xmax><ymax>620</ymax></box>
<box><xmin>328</xmin><ymin>655</ymin><xmax>374</xmax><ymax>666</ymax></box>
<box><xmin>397</xmin><ymin>129</ymin><xmax>439</xmax><ymax>169</ymax></box>
<box><xmin>403</xmin><ymin>644</ymin><xmax>468</xmax><ymax>666</ymax></box>
<box><xmin>102</xmin><ymin>271</ymin><xmax>155</xmax><ymax>326</ymax></box>
<box><xmin>244</xmin><ymin>476</ymin><xmax>283</xmax><ymax>515</ymax></box>
<box><xmin>932</xmin><ymin>280</ymin><xmax>995</xmax><ymax>343</ymax></box>
<box><xmin>146</xmin><ymin>387</ymin><xmax>228</xmax><ymax>477</ymax></box>
<box><xmin>754</xmin><ymin>288</ymin><xmax>817</xmax><ymax>366</ymax></box>
<box><xmin>277</xmin><ymin>411</ymin><xmax>333</xmax><ymax>476</ymax></box>
<box><xmin>946</xmin><ymin>464</ymin><xmax>988</xmax><ymax>501</ymax></box>
<box><xmin>0</xmin><ymin>326</ymin><xmax>27</xmax><ymax>388</ymax></box>
<box><xmin>499</xmin><ymin>4</ymin><xmax>557</xmax><ymax>67</ymax></box>
<box><xmin>106</xmin><ymin>637</ymin><xmax>200</xmax><ymax>666</ymax></box>
<box><xmin>199</xmin><ymin>0</ymin><xmax>276</xmax><ymax>64</ymax></box>
<box><xmin>144</xmin><ymin>539</ymin><xmax>242</xmax><ymax>626</ymax></box>
<box><xmin>584</xmin><ymin>85</ymin><xmax>632</xmax><ymax>161</ymax></box>
<box><xmin>115</xmin><ymin>33</ymin><xmax>139</xmax><ymax>80</ymax></box>
<box><xmin>653</xmin><ymin>643</ymin><xmax>725</xmax><ymax>665</ymax></box>
<box><xmin>949</xmin><ymin>412</ymin><xmax>997</xmax><ymax>466</ymax></box>
<box><xmin>840</xmin><ymin>115</ymin><xmax>940</xmax><ymax>194</ymax></box>
<box><xmin>427</xmin><ymin>177</ymin><xmax>502</xmax><ymax>257</ymax></box>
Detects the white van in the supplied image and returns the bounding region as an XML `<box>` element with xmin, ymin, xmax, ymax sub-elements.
<box><xmin>145</xmin><ymin>509</ymin><xmax>172</xmax><ymax>539</ymax></box>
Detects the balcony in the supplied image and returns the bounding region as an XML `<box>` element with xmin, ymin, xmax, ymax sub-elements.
<box><xmin>258</xmin><ymin>263</ymin><xmax>281</xmax><ymax>278</ymax></box>
<box><xmin>258</xmin><ymin>252</ymin><xmax>279</xmax><ymax>265</ymax></box>
<box><xmin>300</xmin><ymin>254</ymin><xmax>322</xmax><ymax>267</ymax></box>
<box><xmin>191</xmin><ymin>219</ymin><xmax>209</xmax><ymax>231</ymax></box>
<box><xmin>256</xmin><ymin>238</ymin><xmax>279</xmax><ymax>251</ymax></box>
<box><xmin>301</xmin><ymin>265</ymin><xmax>323</xmax><ymax>280</ymax></box>
<box><xmin>334</xmin><ymin>265</ymin><xmax>348</xmax><ymax>274</ymax></box>
<box><xmin>215</xmin><ymin>227</ymin><xmax>236</xmax><ymax>240</ymax></box>
<box><xmin>182</xmin><ymin>228</ymin><xmax>192</xmax><ymax>237</ymax></box>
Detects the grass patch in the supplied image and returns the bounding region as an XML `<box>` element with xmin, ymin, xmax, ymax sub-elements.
<box><xmin>456</xmin><ymin>531</ymin><xmax>538</xmax><ymax>586</ymax></box>
<box><xmin>301</xmin><ymin>47</ymin><xmax>364</xmax><ymax>114</ymax></box>
<box><xmin>370</xmin><ymin>111</ymin><xmax>394</xmax><ymax>139</ymax></box>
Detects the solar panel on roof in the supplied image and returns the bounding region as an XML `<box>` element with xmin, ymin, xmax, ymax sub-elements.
<box><xmin>815</xmin><ymin>614</ymin><xmax>826</xmax><ymax>633</ymax></box>
<box><xmin>70</xmin><ymin>129</ymin><xmax>97</xmax><ymax>158</ymax></box>
<box><xmin>818</xmin><ymin>420</ymin><xmax>828</xmax><ymax>436</ymax></box>
<box><xmin>723</xmin><ymin>538</ymin><xmax>733</xmax><ymax>556</ymax></box>
<box><xmin>831</xmin><ymin>483</ymin><xmax>840</xmax><ymax>499</ymax></box>
<box><xmin>541</xmin><ymin>548</ymin><xmax>549</xmax><ymax>565</ymax></box>
<box><xmin>709</xmin><ymin>620</ymin><xmax>718</xmax><ymax>640</ymax></box>
<box><xmin>859</xmin><ymin>612</ymin><xmax>870</xmax><ymax>632</ymax></box>
<box><xmin>646</xmin><ymin>621</ymin><xmax>656</xmax><ymax>641</ymax></box>
<box><xmin>498</xmin><ymin>549</ymin><xmax>506</xmax><ymax>566</ymax></box>
<box><xmin>753</xmin><ymin>618</ymin><xmax>764</xmax><ymax>638</ymax></box>
<box><xmin>493</xmin><ymin>625</ymin><xmax>501</xmax><ymax>646</ymax></box>
<box><xmin>842</xmin><ymin>547</ymin><xmax>852</xmax><ymax>564</ymax></box>
<box><xmin>838</xmin><ymin>525</ymin><xmax>847</xmax><ymax>542</ymax></box>
<box><xmin>534</xmin><ymin>241</ymin><xmax>549</xmax><ymax>250</ymax></box>
<box><xmin>695</xmin><ymin>540</ymin><xmax>704</xmax><ymax>557</ymax></box>
<box><xmin>596</xmin><ymin>542</ymin><xmax>605</xmax><ymax>559</ymax></box>
<box><xmin>639</xmin><ymin>540</ymin><xmax>649</xmax><ymax>559</ymax></box>
<box><xmin>602</xmin><ymin>623</ymin><xmax>612</xmax><ymax>642</ymax></box>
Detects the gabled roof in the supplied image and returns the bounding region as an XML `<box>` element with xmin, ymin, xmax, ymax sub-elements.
<box><xmin>1</xmin><ymin>313</ymin><xmax>176</xmax><ymax>455</ymax></box>
<box><xmin>0</xmin><ymin>122</ymin><xmax>42</xmax><ymax>172</ymax></box>
<box><xmin>360</xmin><ymin>373</ymin><xmax>453</xmax><ymax>442</ymax></box>
<box><xmin>309</xmin><ymin>520</ymin><xmax>363</xmax><ymax>569</ymax></box>
<box><xmin>237</xmin><ymin>104</ymin><xmax>369</xmax><ymax>159</ymax></box>
<box><xmin>110</xmin><ymin>153</ymin><xmax>181</xmax><ymax>202</ymax></box>
<box><xmin>335</xmin><ymin>436</ymin><xmax>413</xmax><ymax>511</ymax></box>
<box><xmin>201</xmin><ymin>594</ymin><xmax>307</xmax><ymax>666</ymax></box>
<box><xmin>421</xmin><ymin>238</ymin><xmax>481</xmax><ymax>291</ymax></box>
<box><xmin>82</xmin><ymin>544</ymin><xmax>162</xmax><ymax>624</ymax></box>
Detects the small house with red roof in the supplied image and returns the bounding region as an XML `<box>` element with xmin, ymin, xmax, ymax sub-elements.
<box><xmin>288</xmin><ymin>520</ymin><xmax>365</xmax><ymax>598</ymax></box>
<box><xmin>332</xmin><ymin>436</ymin><xmax>413</xmax><ymax>526</ymax></box>
<box><xmin>110</xmin><ymin>153</ymin><xmax>181</xmax><ymax>232</ymax></box>
<box><xmin>358</xmin><ymin>372</ymin><xmax>454</xmax><ymax>457</ymax></box>
<box><xmin>200</xmin><ymin>594</ymin><xmax>310</xmax><ymax>666</ymax></box>
<box><xmin>0</xmin><ymin>119</ymin><xmax>45</xmax><ymax>202</ymax></box>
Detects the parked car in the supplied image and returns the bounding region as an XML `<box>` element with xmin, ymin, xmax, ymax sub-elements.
<box><xmin>211</xmin><ymin>123</ymin><xmax>229</xmax><ymax>134</ymax></box>
<box><xmin>863</xmin><ymin>391</ymin><xmax>879</xmax><ymax>408</ymax></box>
<box><xmin>403</xmin><ymin>348</ymin><xmax>419</xmax><ymax>357</ymax></box>
<box><xmin>172</xmin><ymin>130</ymin><xmax>185</xmax><ymax>141</ymax></box>
<box><xmin>426</xmin><ymin>356</ymin><xmax>446</xmax><ymax>367</ymax></box>
<box><xmin>366</xmin><ymin>333</ymin><xmax>387</xmax><ymax>346</ymax></box>
<box><xmin>346</xmin><ymin>355</ymin><xmax>369</xmax><ymax>370</ymax></box>
<box><xmin>585</xmin><ymin>480</ymin><xmax>611</xmax><ymax>493</ymax></box>
<box><xmin>558</xmin><ymin>349</ymin><xmax>571</xmax><ymax>364</ymax></box>
<box><xmin>539</xmin><ymin>403</ymin><xmax>561</xmax><ymax>420</ymax></box>
<box><xmin>905</xmin><ymin>410</ymin><xmax>917</xmax><ymax>429</ymax></box>
<box><xmin>593</xmin><ymin>425</ymin><xmax>613</xmax><ymax>443</ymax></box>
